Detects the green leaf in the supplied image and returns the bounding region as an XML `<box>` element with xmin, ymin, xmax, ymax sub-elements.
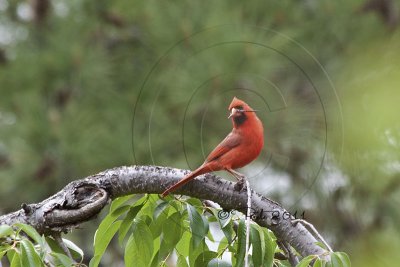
<box><xmin>314</xmin><ymin>258</ymin><xmax>327</xmax><ymax>267</ymax></box>
<box><xmin>37</xmin><ymin>236</ymin><xmax>47</xmax><ymax>257</ymax></box>
<box><xmin>45</xmin><ymin>237</ymin><xmax>66</xmax><ymax>255</ymax></box>
<box><xmin>153</xmin><ymin>201</ymin><xmax>170</xmax><ymax>220</ymax></box>
<box><xmin>7</xmin><ymin>249</ymin><xmax>15</xmax><ymax>263</ymax></box>
<box><xmin>14</xmin><ymin>223</ymin><xmax>42</xmax><ymax>244</ymax></box>
<box><xmin>207</xmin><ymin>216</ymin><xmax>218</xmax><ymax>223</ymax></box>
<box><xmin>62</xmin><ymin>238</ymin><xmax>84</xmax><ymax>260</ymax></box>
<box><xmin>149</xmin><ymin>250</ymin><xmax>160</xmax><ymax>267</ymax></box>
<box><xmin>335</xmin><ymin>252</ymin><xmax>351</xmax><ymax>267</ymax></box>
<box><xmin>0</xmin><ymin>250</ymin><xmax>6</xmax><ymax>260</ymax></box>
<box><xmin>160</xmin><ymin>211</ymin><xmax>183</xmax><ymax>258</ymax></box>
<box><xmin>187</xmin><ymin>204</ymin><xmax>208</xmax><ymax>248</ymax></box>
<box><xmin>207</xmin><ymin>229</ymin><xmax>215</xmax><ymax>242</ymax></box>
<box><xmin>221</xmin><ymin>221</ymin><xmax>235</xmax><ymax>244</ymax></box>
<box><xmin>50</xmin><ymin>252</ymin><xmax>74</xmax><ymax>267</ymax></box>
<box><xmin>110</xmin><ymin>194</ymin><xmax>135</xmax><ymax>212</ymax></box>
<box><xmin>186</xmin><ymin>197</ymin><xmax>203</xmax><ymax>207</ymax></box>
<box><xmin>194</xmin><ymin>251</ymin><xmax>218</xmax><ymax>267</ymax></box>
<box><xmin>10</xmin><ymin>250</ymin><xmax>21</xmax><ymax>267</ymax></box>
<box><xmin>250</xmin><ymin>224</ymin><xmax>265</xmax><ymax>267</ymax></box>
<box><xmin>296</xmin><ymin>255</ymin><xmax>316</xmax><ymax>267</ymax></box>
<box><xmin>168</xmin><ymin>199</ymin><xmax>182</xmax><ymax>213</ymax></box>
<box><xmin>149</xmin><ymin>203</ymin><xmax>169</xmax><ymax>239</ymax></box>
<box><xmin>138</xmin><ymin>194</ymin><xmax>159</xmax><ymax>218</ymax></box>
<box><xmin>110</xmin><ymin>205</ymin><xmax>131</xmax><ymax>218</ymax></box>
<box><xmin>217</xmin><ymin>236</ymin><xmax>230</xmax><ymax>255</ymax></box>
<box><xmin>263</xmin><ymin>228</ymin><xmax>276</xmax><ymax>267</ymax></box>
<box><xmin>118</xmin><ymin>203</ymin><xmax>144</xmax><ymax>245</ymax></box>
<box><xmin>124</xmin><ymin>220</ymin><xmax>154</xmax><ymax>267</ymax></box>
<box><xmin>90</xmin><ymin>200</ymin><xmax>131</xmax><ymax>263</ymax></box>
<box><xmin>189</xmin><ymin>239</ymin><xmax>209</xmax><ymax>267</ymax></box>
<box><xmin>0</xmin><ymin>225</ymin><xmax>13</xmax><ymax>238</ymax></box>
<box><xmin>20</xmin><ymin>239</ymin><xmax>43</xmax><ymax>267</ymax></box>
<box><xmin>330</xmin><ymin>252</ymin><xmax>344</xmax><ymax>267</ymax></box>
<box><xmin>176</xmin><ymin>231</ymin><xmax>191</xmax><ymax>257</ymax></box>
<box><xmin>89</xmin><ymin>220</ymin><xmax>122</xmax><ymax>267</ymax></box>
<box><xmin>208</xmin><ymin>258</ymin><xmax>232</xmax><ymax>267</ymax></box>
<box><xmin>177</xmin><ymin>253</ymin><xmax>189</xmax><ymax>267</ymax></box>
<box><xmin>163</xmin><ymin>211</ymin><xmax>183</xmax><ymax>245</ymax></box>
<box><xmin>235</xmin><ymin>219</ymin><xmax>246</xmax><ymax>267</ymax></box>
<box><xmin>45</xmin><ymin>237</ymin><xmax>83</xmax><ymax>261</ymax></box>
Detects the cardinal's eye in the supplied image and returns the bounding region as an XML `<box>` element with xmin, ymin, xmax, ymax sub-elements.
<box><xmin>235</xmin><ymin>105</ymin><xmax>243</xmax><ymax>110</ymax></box>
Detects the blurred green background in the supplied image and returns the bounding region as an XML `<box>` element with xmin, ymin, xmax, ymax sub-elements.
<box><xmin>1</xmin><ymin>0</ymin><xmax>399</xmax><ymax>266</ymax></box>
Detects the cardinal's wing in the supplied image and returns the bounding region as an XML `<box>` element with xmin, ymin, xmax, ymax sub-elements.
<box><xmin>205</xmin><ymin>132</ymin><xmax>241</xmax><ymax>162</ymax></box>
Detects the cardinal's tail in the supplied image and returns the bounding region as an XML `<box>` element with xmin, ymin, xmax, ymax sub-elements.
<box><xmin>161</xmin><ymin>165</ymin><xmax>210</xmax><ymax>197</ymax></box>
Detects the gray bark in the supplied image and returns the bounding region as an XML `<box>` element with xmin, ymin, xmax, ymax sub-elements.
<box><xmin>0</xmin><ymin>165</ymin><xmax>328</xmax><ymax>259</ymax></box>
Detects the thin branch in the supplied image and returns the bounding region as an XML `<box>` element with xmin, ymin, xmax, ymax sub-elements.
<box><xmin>292</xmin><ymin>219</ymin><xmax>333</xmax><ymax>252</ymax></box>
<box><xmin>52</xmin><ymin>232</ymin><xmax>73</xmax><ymax>260</ymax></box>
<box><xmin>277</xmin><ymin>241</ymin><xmax>299</xmax><ymax>267</ymax></box>
<box><xmin>0</xmin><ymin>165</ymin><xmax>330</xmax><ymax>259</ymax></box>
<box><xmin>245</xmin><ymin>179</ymin><xmax>251</xmax><ymax>267</ymax></box>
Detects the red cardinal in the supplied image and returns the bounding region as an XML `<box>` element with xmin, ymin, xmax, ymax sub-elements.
<box><xmin>161</xmin><ymin>97</ymin><xmax>264</xmax><ymax>197</ymax></box>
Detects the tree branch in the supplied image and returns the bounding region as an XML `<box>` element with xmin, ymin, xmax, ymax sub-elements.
<box><xmin>0</xmin><ymin>165</ymin><xmax>329</xmax><ymax>259</ymax></box>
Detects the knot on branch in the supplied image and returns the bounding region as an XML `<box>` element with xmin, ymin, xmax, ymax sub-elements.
<box><xmin>43</xmin><ymin>185</ymin><xmax>109</xmax><ymax>231</ymax></box>
<box><xmin>21</xmin><ymin>203</ymin><xmax>33</xmax><ymax>215</ymax></box>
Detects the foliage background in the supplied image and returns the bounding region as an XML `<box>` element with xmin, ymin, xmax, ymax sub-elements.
<box><xmin>1</xmin><ymin>0</ymin><xmax>399</xmax><ymax>266</ymax></box>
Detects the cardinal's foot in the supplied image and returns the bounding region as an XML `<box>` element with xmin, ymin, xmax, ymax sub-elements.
<box><xmin>234</xmin><ymin>178</ymin><xmax>245</xmax><ymax>191</ymax></box>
